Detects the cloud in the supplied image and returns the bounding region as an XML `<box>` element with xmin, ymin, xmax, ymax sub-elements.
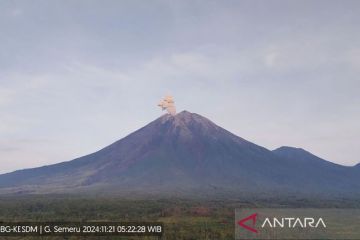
<box><xmin>10</xmin><ymin>8</ymin><xmax>23</xmax><ymax>17</ymax></box>
<box><xmin>0</xmin><ymin>88</ymin><xmax>15</xmax><ymax>106</ymax></box>
<box><xmin>264</xmin><ymin>50</ymin><xmax>278</xmax><ymax>68</ymax></box>
<box><xmin>347</xmin><ymin>48</ymin><xmax>360</xmax><ymax>70</ymax></box>
<box><xmin>0</xmin><ymin>0</ymin><xmax>360</xmax><ymax>172</ymax></box>
<box><xmin>0</xmin><ymin>138</ymin><xmax>61</xmax><ymax>174</ymax></box>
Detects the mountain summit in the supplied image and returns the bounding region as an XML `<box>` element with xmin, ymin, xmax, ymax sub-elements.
<box><xmin>0</xmin><ymin>111</ymin><xmax>359</xmax><ymax>197</ymax></box>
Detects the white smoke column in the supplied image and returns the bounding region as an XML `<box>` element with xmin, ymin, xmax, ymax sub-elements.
<box><xmin>158</xmin><ymin>95</ymin><xmax>176</xmax><ymax>116</ymax></box>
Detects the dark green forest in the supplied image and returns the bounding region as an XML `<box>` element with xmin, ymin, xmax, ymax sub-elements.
<box><xmin>0</xmin><ymin>195</ymin><xmax>359</xmax><ymax>240</ymax></box>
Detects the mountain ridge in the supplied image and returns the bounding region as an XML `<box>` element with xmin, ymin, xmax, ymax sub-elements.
<box><xmin>0</xmin><ymin>111</ymin><xmax>359</xmax><ymax>198</ymax></box>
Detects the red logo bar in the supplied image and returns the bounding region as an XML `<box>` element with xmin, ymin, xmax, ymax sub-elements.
<box><xmin>237</xmin><ymin>213</ymin><xmax>258</xmax><ymax>233</ymax></box>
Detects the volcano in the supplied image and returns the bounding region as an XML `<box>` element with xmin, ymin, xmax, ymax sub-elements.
<box><xmin>0</xmin><ymin>111</ymin><xmax>359</xmax><ymax>197</ymax></box>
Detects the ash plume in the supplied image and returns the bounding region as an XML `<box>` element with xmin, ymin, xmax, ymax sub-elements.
<box><xmin>158</xmin><ymin>95</ymin><xmax>176</xmax><ymax>116</ymax></box>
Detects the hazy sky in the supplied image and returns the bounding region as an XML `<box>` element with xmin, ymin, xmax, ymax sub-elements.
<box><xmin>1</xmin><ymin>0</ymin><xmax>360</xmax><ymax>174</ymax></box>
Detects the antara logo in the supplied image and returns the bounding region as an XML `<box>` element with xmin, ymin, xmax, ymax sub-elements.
<box><xmin>237</xmin><ymin>213</ymin><xmax>258</xmax><ymax>233</ymax></box>
<box><xmin>261</xmin><ymin>217</ymin><xmax>326</xmax><ymax>228</ymax></box>
<box><xmin>238</xmin><ymin>213</ymin><xmax>327</xmax><ymax>234</ymax></box>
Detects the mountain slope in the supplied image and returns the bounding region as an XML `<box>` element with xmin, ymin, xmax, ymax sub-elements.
<box><xmin>272</xmin><ymin>146</ymin><xmax>360</xmax><ymax>193</ymax></box>
<box><xmin>0</xmin><ymin>111</ymin><xmax>359</xmax><ymax>197</ymax></box>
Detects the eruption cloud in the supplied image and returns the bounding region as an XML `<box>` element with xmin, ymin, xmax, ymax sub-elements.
<box><xmin>158</xmin><ymin>95</ymin><xmax>176</xmax><ymax>116</ymax></box>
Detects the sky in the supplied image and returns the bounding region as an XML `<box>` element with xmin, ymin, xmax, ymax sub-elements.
<box><xmin>1</xmin><ymin>0</ymin><xmax>360</xmax><ymax>174</ymax></box>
